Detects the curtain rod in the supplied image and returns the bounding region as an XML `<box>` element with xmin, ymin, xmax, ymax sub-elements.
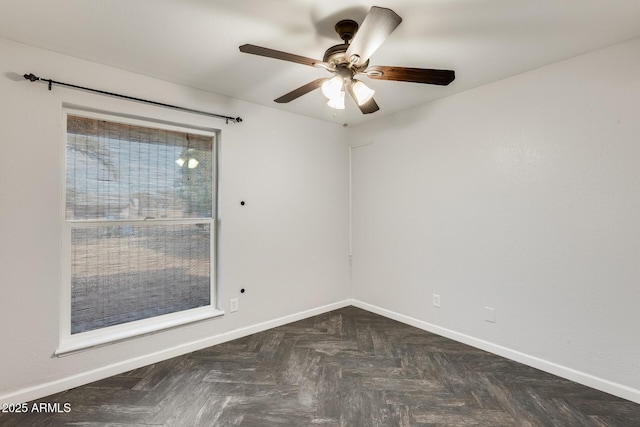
<box><xmin>23</xmin><ymin>73</ymin><xmax>243</xmax><ymax>124</ymax></box>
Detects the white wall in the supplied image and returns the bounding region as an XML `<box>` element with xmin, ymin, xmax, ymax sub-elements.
<box><xmin>348</xmin><ymin>37</ymin><xmax>640</xmax><ymax>402</ymax></box>
<box><xmin>0</xmin><ymin>38</ymin><xmax>350</xmax><ymax>403</ymax></box>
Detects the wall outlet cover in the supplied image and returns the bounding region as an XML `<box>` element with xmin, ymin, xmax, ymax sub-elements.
<box><xmin>484</xmin><ymin>306</ymin><xmax>496</xmax><ymax>323</ymax></box>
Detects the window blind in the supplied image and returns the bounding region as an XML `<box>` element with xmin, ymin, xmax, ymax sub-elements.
<box><xmin>66</xmin><ymin>114</ymin><xmax>214</xmax><ymax>334</ymax></box>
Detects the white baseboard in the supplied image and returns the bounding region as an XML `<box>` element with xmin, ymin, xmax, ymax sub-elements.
<box><xmin>0</xmin><ymin>299</ymin><xmax>351</xmax><ymax>406</ymax></box>
<box><xmin>4</xmin><ymin>298</ymin><xmax>639</xmax><ymax>406</ymax></box>
<box><xmin>350</xmin><ymin>299</ymin><xmax>640</xmax><ymax>405</ymax></box>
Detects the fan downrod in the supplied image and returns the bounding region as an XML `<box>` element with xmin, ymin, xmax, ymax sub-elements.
<box><xmin>324</xmin><ymin>19</ymin><xmax>367</xmax><ymax>68</ymax></box>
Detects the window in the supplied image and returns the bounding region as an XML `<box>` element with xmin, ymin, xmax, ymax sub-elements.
<box><xmin>59</xmin><ymin>111</ymin><xmax>221</xmax><ymax>354</ymax></box>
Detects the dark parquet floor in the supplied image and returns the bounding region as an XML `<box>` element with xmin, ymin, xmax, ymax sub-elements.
<box><xmin>2</xmin><ymin>306</ymin><xmax>639</xmax><ymax>426</ymax></box>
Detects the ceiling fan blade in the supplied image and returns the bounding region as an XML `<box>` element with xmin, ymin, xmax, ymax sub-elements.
<box><xmin>239</xmin><ymin>44</ymin><xmax>325</xmax><ymax>68</ymax></box>
<box><xmin>345</xmin><ymin>82</ymin><xmax>380</xmax><ymax>114</ymax></box>
<box><xmin>366</xmin><ymin>66</ymin><xmax>455</xmax><ymax>85</ymax></box>
<box><xmin>357</xmin><ymin>97</ymin><xmax>380</xmax><ymax>114</ymax></box>
<box><xmin>274</xmin><ymin>78</ymin><xmax>328</xmax><ymax>103</ymax></box>
<box><xmin>345</xmin><ymin>7</ymin><xmax>402</xmax><ymax>67</ymax></box>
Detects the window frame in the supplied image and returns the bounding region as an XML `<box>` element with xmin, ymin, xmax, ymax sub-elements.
<box><xmin>57</xmin><ymin>108</ymin><xmax>222</xmax><ymax>356</ymax></box>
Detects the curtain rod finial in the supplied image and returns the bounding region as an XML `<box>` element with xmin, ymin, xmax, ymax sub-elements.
<box><xmin>24</xmin><ymin>73</ymin><xmax>39</xmax><ymax>82</ymax></box>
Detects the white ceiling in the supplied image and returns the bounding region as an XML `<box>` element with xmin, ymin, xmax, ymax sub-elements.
<box><xmin>2</xmin><ymin>0</ymin><xmax>640</xmax><ymax>126</ymax></box>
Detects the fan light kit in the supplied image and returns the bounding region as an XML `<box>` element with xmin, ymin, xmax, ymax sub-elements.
<box><xmin>239</xmin><ymin>6</ymin><xmax>455</xmax><ymax>114</ymax></box>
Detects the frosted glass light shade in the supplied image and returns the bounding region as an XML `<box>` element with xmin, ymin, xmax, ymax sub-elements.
<box><xmin>327</xmin><ymin>90</ymin><xmax>345</xmax><ymax>109</ymax></box>
<box><xmin>352</xmin><ymin>80</ymin><xmax>375</xmax><ymax>105</ymax></box>
<box><xmin>321</xmin><ymin>76</ymin><xmax>344</xmax><ymax>100</ymax></box>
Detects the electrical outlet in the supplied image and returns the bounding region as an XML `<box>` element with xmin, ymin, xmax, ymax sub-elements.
<box><xmin>432</xmin><ymin>294</ymin><xmax>441</xmax><ymax>308</ymax></box>
<box><xmin>230</xmin><ymin>298</ymin><xmax>239</xmax><ymax>312</ymax></box>
<box><xmin>484</xmin><ymin>306</ymin><xmax>495</xmax><ymax>323</ymax></box>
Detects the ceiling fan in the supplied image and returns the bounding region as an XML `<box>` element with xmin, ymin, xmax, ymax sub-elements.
<box><xmin>239</xmin><ymin>6</ymin><xmax>455</xmax><ymax>114</ymax></box>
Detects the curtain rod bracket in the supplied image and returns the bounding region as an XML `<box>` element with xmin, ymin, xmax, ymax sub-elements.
<box><xmin>23</xmin><ymin>72</ymin><xmax>243</xmax><ymax>124</ymax></box>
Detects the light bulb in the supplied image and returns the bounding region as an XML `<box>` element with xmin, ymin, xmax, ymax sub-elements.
<box><xmin>321</xmin><ymin>75</ymin><xmax>343</xmax><ymax>100</ymax></box>
<box><xmin>327</xmin><ymin>90</ymin><xmax>345</xmax><ymax>110</ymax></box>
<box><xmin>187</xmin><ymin>158</ymin><xmax>199</xmax><ymax>169</ymax></box>
<box><xmin>351</xmin><ymin>80</ymin><xmax>375</xmax><ymax>105</ymax></box>
<box><xmin>175</xmin><ymin>157</ymin><xmax>186</xmax><ymax>167</ymax></box>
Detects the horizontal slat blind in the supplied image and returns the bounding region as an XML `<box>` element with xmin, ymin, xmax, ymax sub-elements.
<box><xmin>66</xmin><ymin>115</ymin><xmax>213</xmax><ymax>220</ymax></box>
<box><xmin>71</xmin><ymin>224</ymin><xmax>210</xmax><ymax>334</ymax></box>
<box><xmin>65</xmin><ymin>114</ymin><xmax>214</xmax><ymax>335</ymax></box>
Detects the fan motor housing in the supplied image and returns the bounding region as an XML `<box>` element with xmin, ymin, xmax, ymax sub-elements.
<box><xmin>323</xmin><ymin>44</ymin><xmax>369</xmax><ymax>72</ymax></box>
<box><xmin>323</xmin><ymin>19</ymin><xmax>369</xmax><ymax>71</ymax></box>
<box><xmin>323</xmin><ymin>44</ymin><xmax>348</xmax><ymax>64</ymax></box>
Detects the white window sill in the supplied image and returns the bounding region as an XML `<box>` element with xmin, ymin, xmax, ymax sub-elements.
<box><xmin>56</xmin><ymin>306</ymin><xmax>224</xmax><ymax>357</ymax></box>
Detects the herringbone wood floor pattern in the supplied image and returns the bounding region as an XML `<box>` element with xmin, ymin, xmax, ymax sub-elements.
<box><xmin>2</xmin><ymin>306</ymin><xmax>639</xmax><ymax>426</ymax></box>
